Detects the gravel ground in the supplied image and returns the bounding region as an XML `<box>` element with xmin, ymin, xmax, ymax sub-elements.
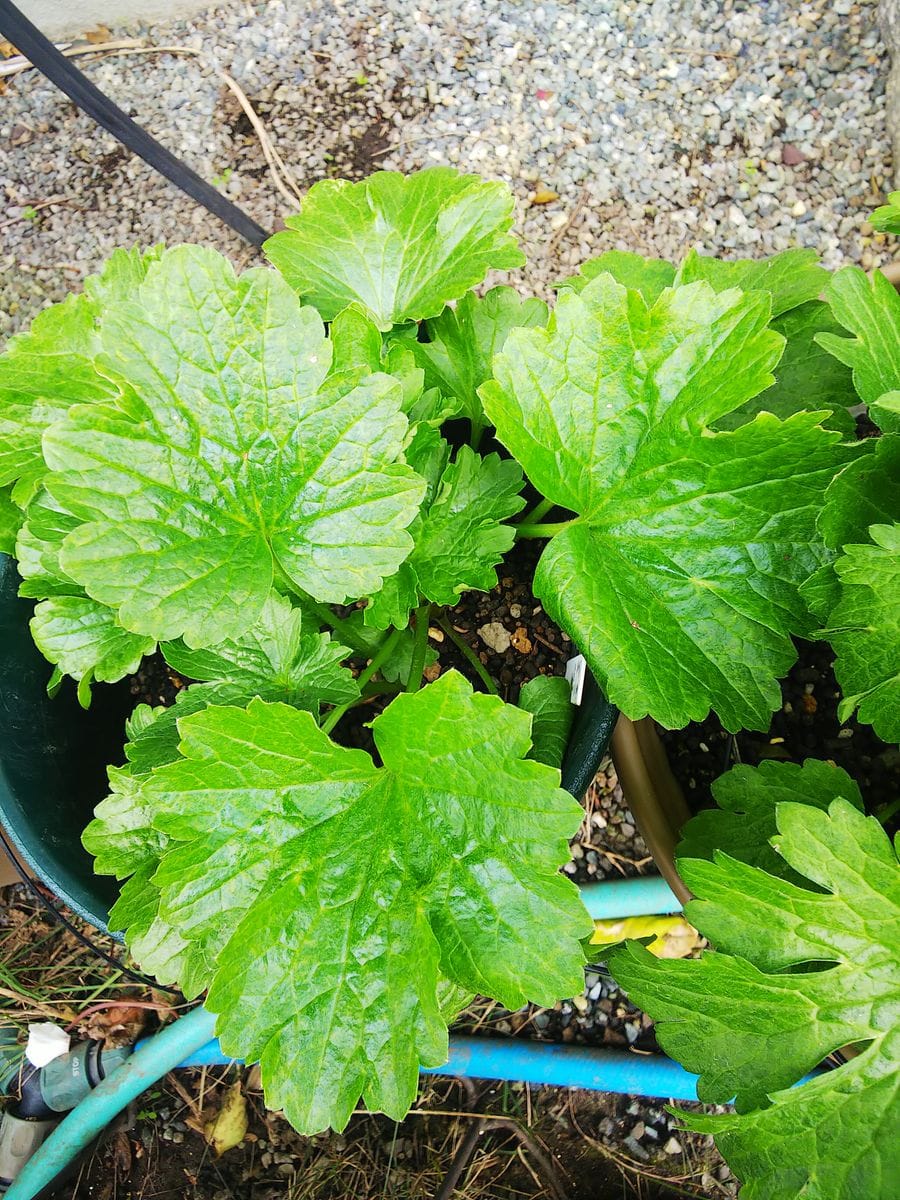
<box><xmin>0</xmin><ymin>0</ymin><xmax>893</xmax><ymax>338</ymax></box>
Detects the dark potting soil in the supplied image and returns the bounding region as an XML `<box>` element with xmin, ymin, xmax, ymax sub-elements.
<box><xmin>129</xmin><ymin>655</ymin><xmax>191</xmax><ymax>708</ymax></box>
<box><xmin>321</xmin><ymin>536</ymin><xmax>577</xmax><ymax>757</ymax></box>
<box><xmin>661</xmin><ymin>637</ymin><xmax>900</xmax><ymax>816</ymax></box>
<box><xmin>126</xmin><ymin>539</ymin><xmax>576</xmax><ymax>743</ymax></box>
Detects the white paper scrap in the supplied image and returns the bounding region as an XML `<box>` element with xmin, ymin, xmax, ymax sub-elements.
<box><xmin>25</xmin><ymin>1022</ymin><xmax>70</xmax><ymax>1067</ymax></box>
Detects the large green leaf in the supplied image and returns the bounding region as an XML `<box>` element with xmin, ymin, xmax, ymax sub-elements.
<box><xmin>264</xmin><ymin>168</ymin><xmax>524</xmax><ymax>329</ymax></box>
<box><xmin>365</xmin><ymin>443</ymin><xmax>524</xmax><ymax>629</ymax></box>
<box><xmin>161</xmin><ymin>592</ymin><xmax>358</xmax><ymax>713</ymax></box>
<box><xmin>0</xmin><ymin>247</ymin><xmax>162</xmax><ymax>505</ymax></box>
<box><xmin>482</xmin><ymin>275</ymin><xmax>849</xmax><ymax>731</ymax></box>
<box><xmin>89</xmin><ymin>672</ymin><xmax>590</xmax><ymax>1132</ymax></box>
<box><xmin>677</xmin><ymin>758</ymin><xmax>863</xmax><ymax>885</ymax></box>
<box><xmin>674</xmin><ymin>247</ymin><xmax>828</xmax><ymax>318</ymax></box>
<box><xmin>42</xmin><ymin>246</ymin><xmax>425</xmax><ymax>646</ymax></box>
<box><xmin>610</xmin><ymin>796</ymin><xmax>900</xmax><ymax>1200</ymax></box>
<box><xmin>823</xmin><ymin>523</ymin><xmax>900</xmax><ymax>743</ymax></box>
<box><xmin>556</xmin><ymin>251</ymin><xmax>676</xmax><ymax>303</ymax></box>
<box><xmin>816</xmin><ymin>266</ymin><xmax>900</xmax><ymax>407</ymax></box>
<box><xmin>715</xmin><ymin>301</ymin><xmax>857</xmax><ymax>435</ymax></box>
<box><xmin>398</xmin><ymin>286</ymin><xmax>548</xmax><ymax>427</ymax></box>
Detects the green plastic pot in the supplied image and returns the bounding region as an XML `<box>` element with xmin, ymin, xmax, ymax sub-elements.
<box><xmin>0</xmin><ymin>553</ymin><xmax>618</xmax><ymax>932</ymax></box>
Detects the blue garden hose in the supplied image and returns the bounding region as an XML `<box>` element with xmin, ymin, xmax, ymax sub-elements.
<box><xmin>2</xmin><ymin>875</ymin><xmax>686</xmax><ymax>1198</ymax></box>
<box><xmin>579</xmin><ymin>875</ymin><xmax>681</xmax><ymax>920</ymax></box>
<box><xmin>8</xmin><ymin>1010</ymin><xmax>825</xmax><ymax>1200</ymax></box>
<box><xmin>177</xmin><ymin>1031</ymin><xmax>704</xmax><ymax>1100</ymax></box>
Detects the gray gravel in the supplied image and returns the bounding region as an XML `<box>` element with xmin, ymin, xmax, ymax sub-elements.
<box><xmin>0</xmin><ymin>0</ymin><xmax>893</xmax><ymax>338</ymax></box>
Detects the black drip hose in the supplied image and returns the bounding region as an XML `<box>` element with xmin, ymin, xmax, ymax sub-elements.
<box><xmin>0</xmin><ymin>825</ymin><xmax>179</xmax><ymax>996</ymax></box>
<box><xmin>0</xmin><ymin>0</ymin><xmax>272</xmax><ymax>247</ymax></box>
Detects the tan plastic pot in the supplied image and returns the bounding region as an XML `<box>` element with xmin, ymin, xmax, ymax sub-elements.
<box><xmin>609</xmin><ymin>718</ymin><xmax>692</xmax><ymax>905</ymax></box>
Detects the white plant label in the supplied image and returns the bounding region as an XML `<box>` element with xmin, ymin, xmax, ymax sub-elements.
<box><xmin>565</xmin><ymin>654</ymin><xmax>587</xmax><ymax>705</ymax></box>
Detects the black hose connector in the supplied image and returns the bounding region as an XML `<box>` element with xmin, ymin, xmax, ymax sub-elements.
<box><xmin>0</xmin><ymin>1040</ymin><xmax>133</xmax><ymax>1188</ymax></box>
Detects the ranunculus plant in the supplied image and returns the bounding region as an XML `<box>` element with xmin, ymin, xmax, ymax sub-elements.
<box><xmin>0</xmin><ymin>168</ymin><xmax>895</xmax><ymax>1196</ymax></box>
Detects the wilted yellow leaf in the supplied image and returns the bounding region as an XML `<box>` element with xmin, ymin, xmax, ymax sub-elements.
<box><xmin>201</xmin><ymin>1082</ymin><xmax>248</xmax><ymax>1156</ymax></box>
<box><xmin>590</xmin><ymin>915</ymin><xmax>702</xmax><ymax>959</ymax></box>
<box><xmin>531</xmin><ymin>187</ymin><xmax>559</xmax><ymax>206</ymax></box>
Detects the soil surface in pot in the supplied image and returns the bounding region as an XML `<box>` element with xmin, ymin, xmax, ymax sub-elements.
<box><xmin>661</xmin><ymin>638</ymin><xmax>900</xmax><ymax>817</ymax></box>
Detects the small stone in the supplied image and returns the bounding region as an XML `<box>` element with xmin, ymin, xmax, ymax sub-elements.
<box><xmin>509</xmin><ymin>603</ymin><xmax>522</xmax><ymax>618</ymax></box>
<box><xmin>573</xmin><ymin>993</ymin><xmax>589</xmax><ymax>1012</ymax></box>
<box><xmin>663</xmin><ymin>1137</ymin><xmax>683</xmax><ymax>1156</ymax></box>
<box><xmin>511</xmin><ymin>626</ymin><xmax>533</xmax><ymax>653</ymax></box>
<box><xmin>427</xmin><ymin>626</ymin><xmax>444</xmax><ymax>642</ymax></box>
<box><xmin>791</xmin><ymin>199</ymin><xmax>807</xmax><ymax>217</ymax></box>
<box><xmin>631</xmin><ymin>1121</ymin><xmax>645</xmax><ymax>1140</ymax></box>
<box><xmin>782</xmin><ymin>143</ymin><xmax>807</xmax><ymax>165</ymax></box>
<box><xmin>477</xmin><ymin>621</ymin><xmax>511</xmax><ymax>653</ymax></box>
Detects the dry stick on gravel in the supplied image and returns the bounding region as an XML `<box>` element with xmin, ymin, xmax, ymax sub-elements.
<box><xmin>0</xmin><ymin>196</ymin><xmax>83</xmax><ymax>229</ymax></box>
<box><xmin>0</xmin><ymin>38</ymin><xmax>143</xmax><ymax>76</ymax></box>
<box><xmin>6</xmin><ymin>40</ymin><xmax>304</xmax><ymax>211</ymax></box>
<box><xmin>96</xmin><ymin>45</ymin><xmax>305</xmax><ymax>209</ymax></box>
<box><xmin>545</xmin><ymin>186</ymin><xmax>590</xmax><ymax>258</ymax></box>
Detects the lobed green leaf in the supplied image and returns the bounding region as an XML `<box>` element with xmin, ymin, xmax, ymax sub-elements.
<box><xmin>483</xmin><ymin>275</ymin><xmax>849</xmax><ymax>730</ymax></box>
<box><xmin>42</xmin><ymin>246</ymin><xmax>425</xmax><ymax>646</ymax></box>
<box><xmin>610</xmin><ymin>794</ymin><xmax>900</xmax><ymax>1199</ymax></box>
<box><xmin>397</xmin><ymin>286</ymin><xmax>548</xmax><ymax>428</ymax></box>
<box><xmin>556</xmin><ymin>250</ymin><xmax>676</xmax><ymax>303</ymax></box>
<box><xmin>264</xmin><ymin>168</ymin><xmax>524</xmax><ymax>328</ymax></box>
<box><xmin>674</xmin><ymin>247</ymin><xmax>828</xmax><ymax>317</ymax></box>
<box><xmin>88</xmin><ymin>672</ymin><xmax>590</xmax><ymax>1133</ymax></box>
<box><xmin>365</xmin><ymin>442</ymin><xmax>524</xmax><ymax>629</ymax></box>
<box><xmin>677</xmin><ymin>758</ymin><xmax>863</xmax><ymax>884</ymax></box>
<box><xmin>715</xmin><ymin>300</ymin><xmax>857</xmax><ymax>435</ymax></box>
<box><xmin>816</xmin><ymin>266</ymin><xmax>900</xmax><ymax>407</ymax></box>
<box><xmin>0</xmin><ymin>247</ymin><xmax>163</xmax><ymax>505</ymax></box>
<box><xmin>161</xmin><ymin>592</ymin><xmax>358</xmax><ymax>713</ymax></box>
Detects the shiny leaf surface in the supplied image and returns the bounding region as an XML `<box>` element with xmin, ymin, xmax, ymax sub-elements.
<box><xmin>42</xmin><ymin>246</ymin><xmax>425</xmax><ymax>645</ymax></box>
<box><xmin>610</xmin><ymin>796</ymin><xmax>900</xmax><ymax>1200</ymax></box>
<box><xmin>483</xmin><ymin>275</ymin><xmax>847</xmax><ymax>730</ymax></box>
<box><xmin>264</xmin><ymin>168</ymin><xmax>524</xmax><ymax>328</ymax></box>
<box><xmin>88</xmin><ymin>673</ymin><xmax>590</xmax><ymax>1132</ymax></box>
